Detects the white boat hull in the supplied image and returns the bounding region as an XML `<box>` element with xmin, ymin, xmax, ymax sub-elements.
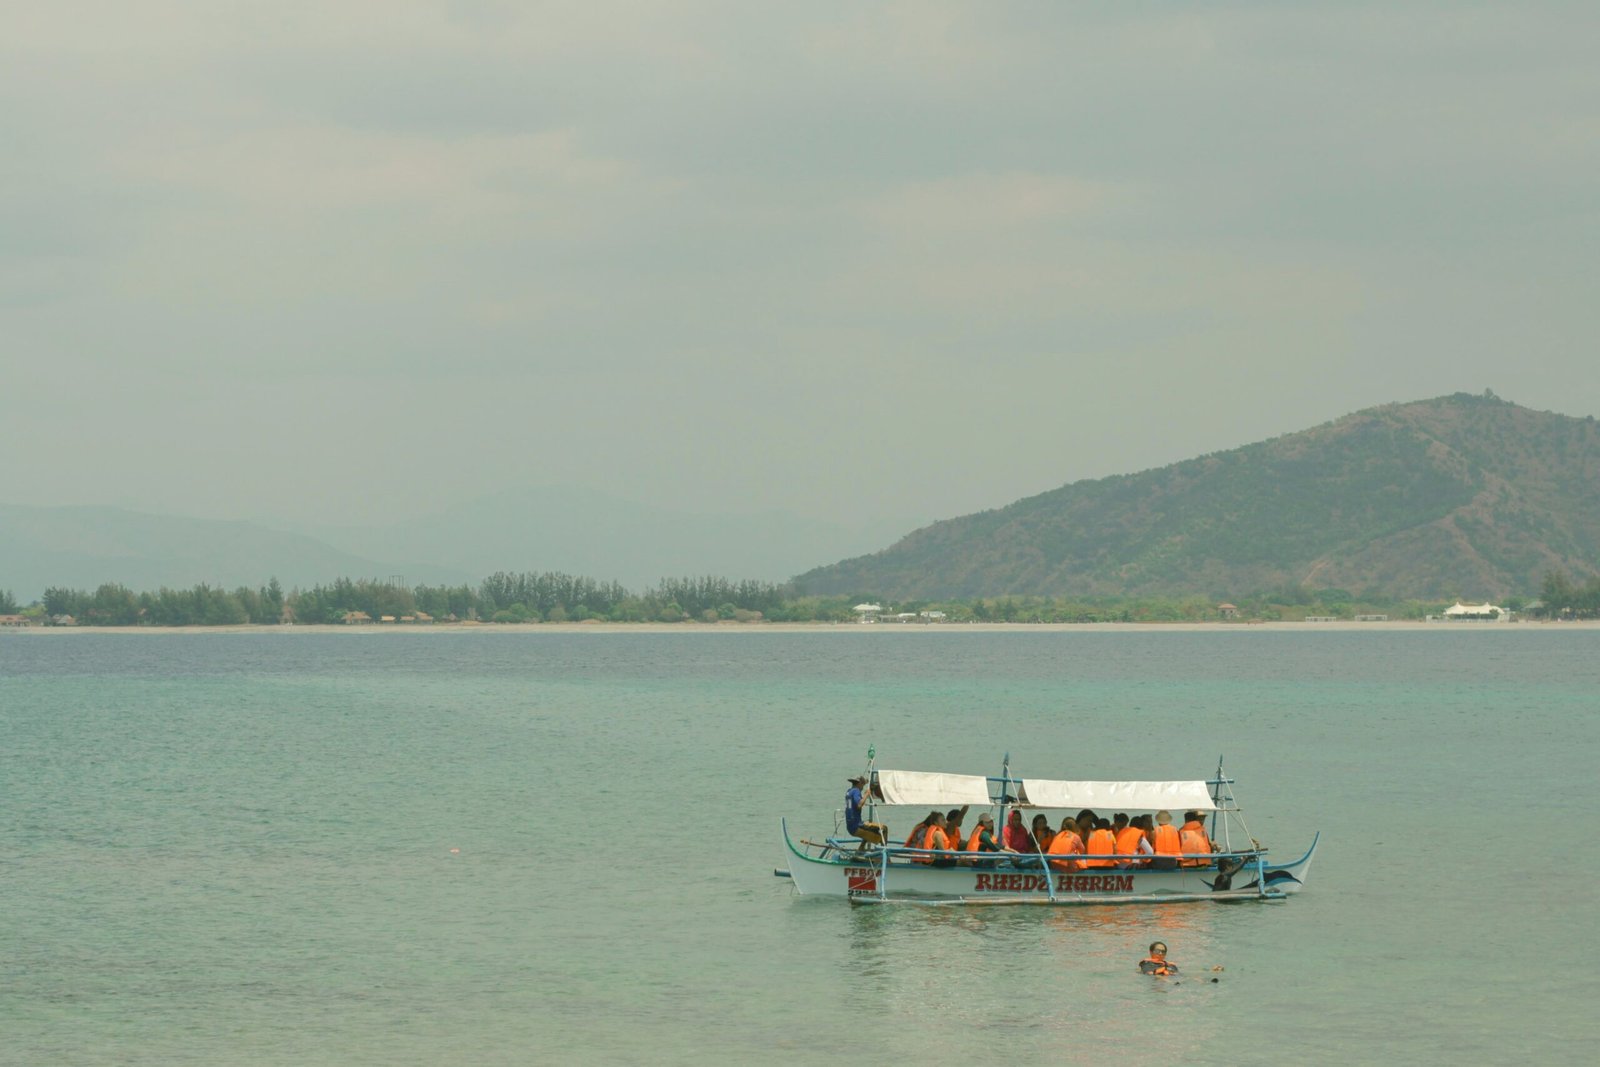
<box><xmin>781</xmin><ymin>822</ymin><xmax>1318</xmax><ymax>904</ymax></box>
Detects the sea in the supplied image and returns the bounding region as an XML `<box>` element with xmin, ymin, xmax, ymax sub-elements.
<box><xmin>3</xmin><ymin>627</ymin><xmax>1597</xmax><ymax>1065</ymax></box>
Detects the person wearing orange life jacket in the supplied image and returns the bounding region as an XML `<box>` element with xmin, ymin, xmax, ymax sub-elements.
<box><xmin>965</xmin><ymin>812</ymin><xmax>1004</xmax><ymax>869</ymax></box>
<box><xmin>1022</xmin><ymin>814</ymin><xmax>1054</xmax><ymax>870</ymax></box>
<box><xmin>944</xmin><ymin>807</ymin><xmax>969</xmax><ymax>863</ymax></box>
<box><xmin>1030</xmin><ymin>814</ymin><xmax>1054</xmax><ymax>852</ymax></box>
<box><xmin>1114</xmin><ymin>814</ymin><xmax>1152</xmax><ymax>870</ymax></box>
<box><xmin>1150</xmin><ymin>810</ymin><xmax>1182</xmax><ymax>870</ymax></box>
<box><xmin>1047</xmin><ymin>816</ymin><xmax>1085</xmax><ymax>872</ymax></box>
<box><xmin>904</xmin><ymin>811</ymin><xmax>938</xmax><ymax>849</ymax></box>
<box><xmin>1084</xmin><ymin>818</ymin><xmax>1118</xmax><ymax>868</ymax></box>
<box><xmin>1179</xmin><ymin>810</ymin><xmax>1212</xmax><ymax>868</ymax></box>
<box><xmin>913</xmin><ymin>812</ymin><xmax>956</xmax><ymax>867</ymax></box>
<box><xmin>1133</xmin><ymin>813</ymin><xmax>1157</xmax><ymax>853</ymax></box>
<box><xmin>1138</xmin><ymin>941</ymin><xmax>1179</xmax><ymax>977</ymax></box>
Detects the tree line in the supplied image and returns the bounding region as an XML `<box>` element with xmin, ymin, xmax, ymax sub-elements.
<box><xmin>1534</xmin><ymin>569</ymin><xmax>1600</xmax><ymax>619</ymax></box>
<box><xmin>3</xmin><ymin>573</ymin><xmax>800</xmax><ymax>626</ymax></box>
<box><xmin>4</xmin><ymin>568</ymin><xmax>1595</xmax><ymax>626</ymax></box>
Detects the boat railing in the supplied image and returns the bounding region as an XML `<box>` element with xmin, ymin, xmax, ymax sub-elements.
<box><xmin>812</xmin><ymin>840</ymin><xmax>1264</xmax><ymax>865</ymax></box>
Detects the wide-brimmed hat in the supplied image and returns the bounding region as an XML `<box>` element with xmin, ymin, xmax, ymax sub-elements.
<box><xmin>848</xmin><ymin>775</ymin><xmax>867</xmax><ymax>786</ymax></box>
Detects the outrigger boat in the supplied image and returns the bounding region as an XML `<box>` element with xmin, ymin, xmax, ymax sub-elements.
<box><xmin>779</xmin><ymin>753</ymin><xmax>1318</xmax><ymax>905</ymax></box>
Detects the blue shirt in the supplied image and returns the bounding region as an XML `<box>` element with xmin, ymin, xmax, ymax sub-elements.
<box><xmin>844</xmin><ymin>786</ymin><xmax>864</xmax><ymax>832</ymax></box>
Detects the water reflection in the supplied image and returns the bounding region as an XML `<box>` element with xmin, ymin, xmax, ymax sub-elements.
<box><xmin>835</xmin><ymin>898</ymin><xmax>1230</xmax><ymax>1057</ymax></box>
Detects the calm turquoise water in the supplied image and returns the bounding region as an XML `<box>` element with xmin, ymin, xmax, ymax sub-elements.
<box><xmin>3</xmin><ymin>629</ymin><xmax>1597</xmax><ymax>1064</ymax></box>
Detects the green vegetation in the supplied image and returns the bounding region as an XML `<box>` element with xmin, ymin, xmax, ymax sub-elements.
<box><xmin>10</xmin><ymin>399</ymin><xmax>1598</xmax><ymax>628</ymax></box>
<box><xmin>19</xmin><ymin>573</ymin><xmax>800</xmax><ymax>626</ymax></box>
<box><xmin>796</xmin><ymin>393</ymin><xmax>1600</xmax><ymax>601</ymax></box>
<box><xmin>0</xmin><ymin>588</ymin><xmax>19</xmax><ymax>614</ymax></box>
<box><xmin>1533</xmin><ymin>569</ymin><xmax>1600</xmax><ymax>619</ymax></box>
<box><xmin>40</xmin><ymin>581</ymin><xmax>284</xmax><ymax>626</ymax></box>
<box><xmin>0</xmin><ymin>571</ymin><xmax>1530</xmax><ymax>626</ymax></box>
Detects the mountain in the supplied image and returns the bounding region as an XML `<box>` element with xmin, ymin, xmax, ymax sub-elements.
<box><xmin>300</xmin><ymin>487</ymin><xmax>904</xmax><ymax>591</ymax></box>
<box><xmin>795</xmin><ymin>393</ymin><xmax>1600</xmax><ymax>601</ymax></box>
<box><xmin>0</xmin><ymin>505</ymin><xmax>469</xmax><ymax>600</ymax></box>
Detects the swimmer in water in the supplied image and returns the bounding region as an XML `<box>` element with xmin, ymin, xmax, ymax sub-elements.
<box><xmin>1138</xmin><ymin>941</ymin><xmax>1179</xmax><ymax>976</ymax></box>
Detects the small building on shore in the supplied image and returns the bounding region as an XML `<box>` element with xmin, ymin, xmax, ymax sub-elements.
<box><xmin>853</xmin><ymin>603</ymin><xmax>881</xmax><ymax>623</ymax></box>
<box><xmin>1440</xmin><ymin>602</ymin><xmax>1505</xmax><ymax>622</ymax></box>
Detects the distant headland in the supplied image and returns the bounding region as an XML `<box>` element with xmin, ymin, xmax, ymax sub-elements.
<box><xmin>5</xmin><ymin>393</ymin><xmax>1599</xmax><ymax>627</ymax></box>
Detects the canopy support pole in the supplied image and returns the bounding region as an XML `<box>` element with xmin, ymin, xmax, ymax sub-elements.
<box><xmin>878</xmin><ymin>832</ymin><xmax>889</xmax><ymax>901</ymax></box>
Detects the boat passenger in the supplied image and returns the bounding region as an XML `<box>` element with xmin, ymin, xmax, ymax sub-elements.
<box><xmin>1140</xmin><ymin>819</ymin><xmax>1157</xmax><ymax>862</ymax></box>
<box><xmin>1115</xmin><ymin>817</ymin><xmax>1151</xmax><ymax>869</ymax></box>
<box><xmin>1138</xmin><ymin>941</ymin><xmax>1179</xmax><ymax>977</ymax></box>
<box><xmin>1085</xmin><ymin>819</ymin><xmax>1117</xmax><ymax>868</ymax></box>
<box><xmin>914</xmin><ymin>813</ymin><xmax>956</xmax><ymax>867</ymax></box>
<box><xmin>1002</xmin><ymin>810</ymin><xmax>1032</xmax><ymax>853</ymax></box>
<box><xmin>1180</xmin><ymin>811</ymin><xmax>1212</xmax><ymax>867</ymax></box>
<box><xmin>905</xmin><ymin>811</ymin><xmax>939</xmax><ymax>849</ymax></box>
<box><xmin>1046</xmin><ymin>816</ymin><xmax>1084</xmax><ymax>872</ymax></box>
<box><xmin>1075</xmin><ymin>809</ymin><xmax>1097</xmax><ymax>833</ymax></box>
<box><xmin>1030</xmin><ymin>813</ymin><xmax>1055</xmax><ymax>853</ymax></box>
<box><xmin>1151</xmin><ymin>810</ymin><xmax>1182</xmax><ymax>870</ymax></box>
<box><xmin>965</xmin><ymin>812</ymin><xmax>1002</xmax><ymax>868</ymax></box>
<box><xmin>944</xmin><ymin>806</ymin><xmax>969</xmax><ymax>858</ymax></box>
<box><xmin>844</xmin><ymin>776</ymin><xmax>888</xmax><ymax>851</ymax></box>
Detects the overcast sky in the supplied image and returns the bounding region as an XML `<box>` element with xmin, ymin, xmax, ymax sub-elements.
<box><xmin>4</xmin><ymin>2</ymin><xmax>1596</xmax><ymax>533</ymax></box>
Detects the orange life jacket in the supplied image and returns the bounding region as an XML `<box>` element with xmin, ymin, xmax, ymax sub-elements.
<box><xmin>912</xmin><ymin>825</ymin><xmax>947</xmax><ymax>863</ymax></box>
<box><xmin>1085</xmin><ymin>829</ymin><xmax>1117</xmax><ymax>867</ymax></box>
<box><xmin>1033</xmin><ymin>828</ymin><xmax>1054</xmax><ymax>853</ymax></box>
<box><xmin>966</xmin><ymin>827</ymin><xmax>996</xmax><ymax>852</ymax></box>
<box><xmin>1179</xmin><ymin>828</ymin><xmax>1210</xmax><ymax>867</ymax></box>
<box><xmin>1114</xmin><ymin>826</ymin><xmax>1147</xmax><ymax>866</ymax></box>
<box><xmin>1152</xmin><ymin>823</ymin><xmax>1182</xmax><ymax>855</ymax></box>
<box><xmin>1047</xmin><ymin>831</ymin><xmax>1084</xmax><ymax>872</ymax></box>
<box><xmin>1140</xmin><ymin>957</ymin><xmax>1178</xmax><ymax>976</ymax></box>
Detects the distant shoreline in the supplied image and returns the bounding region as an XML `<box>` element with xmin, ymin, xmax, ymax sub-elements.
<box><xmin>7</xmin><ymin>620</ymin><xmax>1599</xmax><ymax>634</ymax></box>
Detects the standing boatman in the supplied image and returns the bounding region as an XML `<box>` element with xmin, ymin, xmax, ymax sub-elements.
<box><xmin>844</xmin><ymin>775</ymin><xmax>888</xmax><ymax>851</ymax></box>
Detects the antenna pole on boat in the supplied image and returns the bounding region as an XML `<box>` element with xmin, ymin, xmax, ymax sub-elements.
<box><xmin>1211</xmin><ymin>754</ymin><xmax>1230</xmax><ymax>853</ymax></box>
<box><xmin>998</xmin><ymin>751</ymin><xmax>1011</xmax><ymax>850</ymax></box>
<box><xmin>863</xmin><ymin>744</ymin><xmax>877</xmax><ymax>826</ymax></box>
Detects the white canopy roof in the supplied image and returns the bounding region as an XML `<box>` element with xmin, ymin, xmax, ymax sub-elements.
<box><xmin>872</xmin><ymin>770</ymin><xmax>993</xmax><ymax>807</ymax></box>
<box><xmin>1018</xmin><ymin>779</ymin><xmax>1217</xmax><ymax>812</ymax></box>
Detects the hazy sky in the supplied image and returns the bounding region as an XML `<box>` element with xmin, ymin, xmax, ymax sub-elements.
<box><xmin>4</xmin><ymin>2</ymin><xmax>1596</xmax><ymax>532</ymax></box>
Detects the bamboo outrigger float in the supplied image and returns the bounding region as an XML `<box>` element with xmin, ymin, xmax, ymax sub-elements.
<box><xmin>779</xmin><ymin>752</ymin><xmax>1318</xmax><ymax>905</ymax></box>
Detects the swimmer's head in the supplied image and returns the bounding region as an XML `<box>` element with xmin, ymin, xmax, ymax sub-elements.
<box><xmin>1149</xmin><ymin>941</ymin><xmax>1168</xmax><ymax>956</ymax></box>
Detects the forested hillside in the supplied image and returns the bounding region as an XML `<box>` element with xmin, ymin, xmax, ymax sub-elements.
<box><xmin>795</xmin><ymin>393</ymin><xmax>1600</xmax><ymax>600</ymax></box>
